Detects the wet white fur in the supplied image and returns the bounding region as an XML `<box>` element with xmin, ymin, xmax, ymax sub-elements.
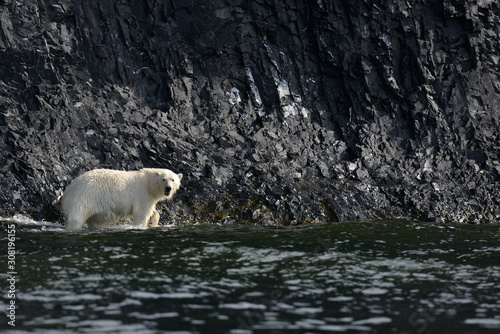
<box><xmin>62</xmin><ymin>168</ymin><xmax>182</xmax><ymax>230</ymax></box>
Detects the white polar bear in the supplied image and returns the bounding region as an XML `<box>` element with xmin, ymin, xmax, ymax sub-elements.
<box><xmin>61</xmin><ymin>168</ymin><xmax>183</xmax><ymax>230</ymax></box>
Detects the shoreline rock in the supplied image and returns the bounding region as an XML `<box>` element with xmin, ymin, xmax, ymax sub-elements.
<box><xmin>0</xmin><ymin>0</ymin><xmax>499</xmax><ymax>224</ymax></box>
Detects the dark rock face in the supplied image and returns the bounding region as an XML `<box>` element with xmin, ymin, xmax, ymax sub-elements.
<box><xmin>1</xmin><ymin>0</ymin><xmax>499</xmax><ymax>224</ymax></box>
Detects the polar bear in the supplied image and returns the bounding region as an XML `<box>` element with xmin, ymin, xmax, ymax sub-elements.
<box><xmin>61</xmin><ymin>168</ymin><xmax>183</xmax><ymax>230</ymax></box>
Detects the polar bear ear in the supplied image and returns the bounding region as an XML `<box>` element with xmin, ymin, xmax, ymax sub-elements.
<box><xmin>155</xmin><ymin>172</ymin><xmax>160</xmax><ymax>177</ymax></box>
<box><xmin>178</xmin><ymin>173</ymin><xmax>183</xmax><ymax>181</ymax></box>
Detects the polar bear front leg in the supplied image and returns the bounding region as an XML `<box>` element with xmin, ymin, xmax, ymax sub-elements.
<box><xmin>134</xmin><ymin>207</ymin><xmax>156</xmax><ymax>228</ymax></box>
<box><xmin>147</xmin><ymin>209</ymin><xmax>160</xmax><ymax>227</ymax></box>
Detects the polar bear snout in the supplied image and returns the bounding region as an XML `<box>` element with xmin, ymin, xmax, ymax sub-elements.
<box><xmin>165</xmin><ymin>185</ymin><xmax>172</xmax><ymax>195</ymax></box>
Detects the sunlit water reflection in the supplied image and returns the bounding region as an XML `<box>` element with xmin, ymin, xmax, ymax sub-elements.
<box><xmin>1</xmin><ymin>218</ymin><xmax>500</xmax><ymax>333</ymax></box>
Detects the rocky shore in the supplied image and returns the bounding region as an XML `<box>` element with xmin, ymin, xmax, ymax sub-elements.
<box><xmin>1</xmin><ymin>0</ymin><xmax>499</xmax><ymax>224</ymax></box>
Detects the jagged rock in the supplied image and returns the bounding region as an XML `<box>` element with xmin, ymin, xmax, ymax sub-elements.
<box><xmin>0</xmin><ymin>0</ymin><xmax>499</xmax><ymax>224</ymax></box>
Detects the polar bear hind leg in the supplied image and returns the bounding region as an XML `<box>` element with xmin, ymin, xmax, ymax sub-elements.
<box><xmin>65</xmin><ymin>209</ymin><xmax>89</xmax><ymax>230</ymax></box>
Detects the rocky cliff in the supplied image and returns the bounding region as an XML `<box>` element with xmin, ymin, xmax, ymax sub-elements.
<box><xmin>1</xmin><ymin>0</ymin><xmax>499</xmax><ymax>224</ymax></box>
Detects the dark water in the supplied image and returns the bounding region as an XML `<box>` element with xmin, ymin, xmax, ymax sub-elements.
<box><xmin>1</xmin><ymin>218</ymin><xmax>500</xmax><ymax>333</ymax></box>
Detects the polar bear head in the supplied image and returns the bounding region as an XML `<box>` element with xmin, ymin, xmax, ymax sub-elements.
<box><xmin>143</xmin><ymin>168</ymin><xmax>183</xmax><ymax>200</ymax></box>
<box><xmin>157</xmin><ymin>169</ymin><xmax>183</xmax><ymax>200</ymax></box>
<box><xmin>160</xmin><ymin>170</ymin><xmax>183</xmax><ymax>199</ymax></box>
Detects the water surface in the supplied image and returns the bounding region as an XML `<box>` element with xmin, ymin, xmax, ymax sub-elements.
<box><xmin>1</xmin><ymin>218</ymin><xmax>500</xmax><ymax>333</ymax></box>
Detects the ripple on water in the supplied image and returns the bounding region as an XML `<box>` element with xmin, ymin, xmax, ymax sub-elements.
<box><xmin>128</xmin><ymin>291</ymin><xmax>210</xmax><ymax>299</ymax></box>
<box><xmin>464</xmin><ymin>318</ymin><xmax>500</xmax><ymax>329</ymax></box>
<box><xmin>19</xmin><ymin>290</ymin><xmax>102</xmax><ymax>303</ymax></box>
<box><xmin>219</xmin><ymin>301</ymin><xmax>267</xmax><ymax>310</ymax></box>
